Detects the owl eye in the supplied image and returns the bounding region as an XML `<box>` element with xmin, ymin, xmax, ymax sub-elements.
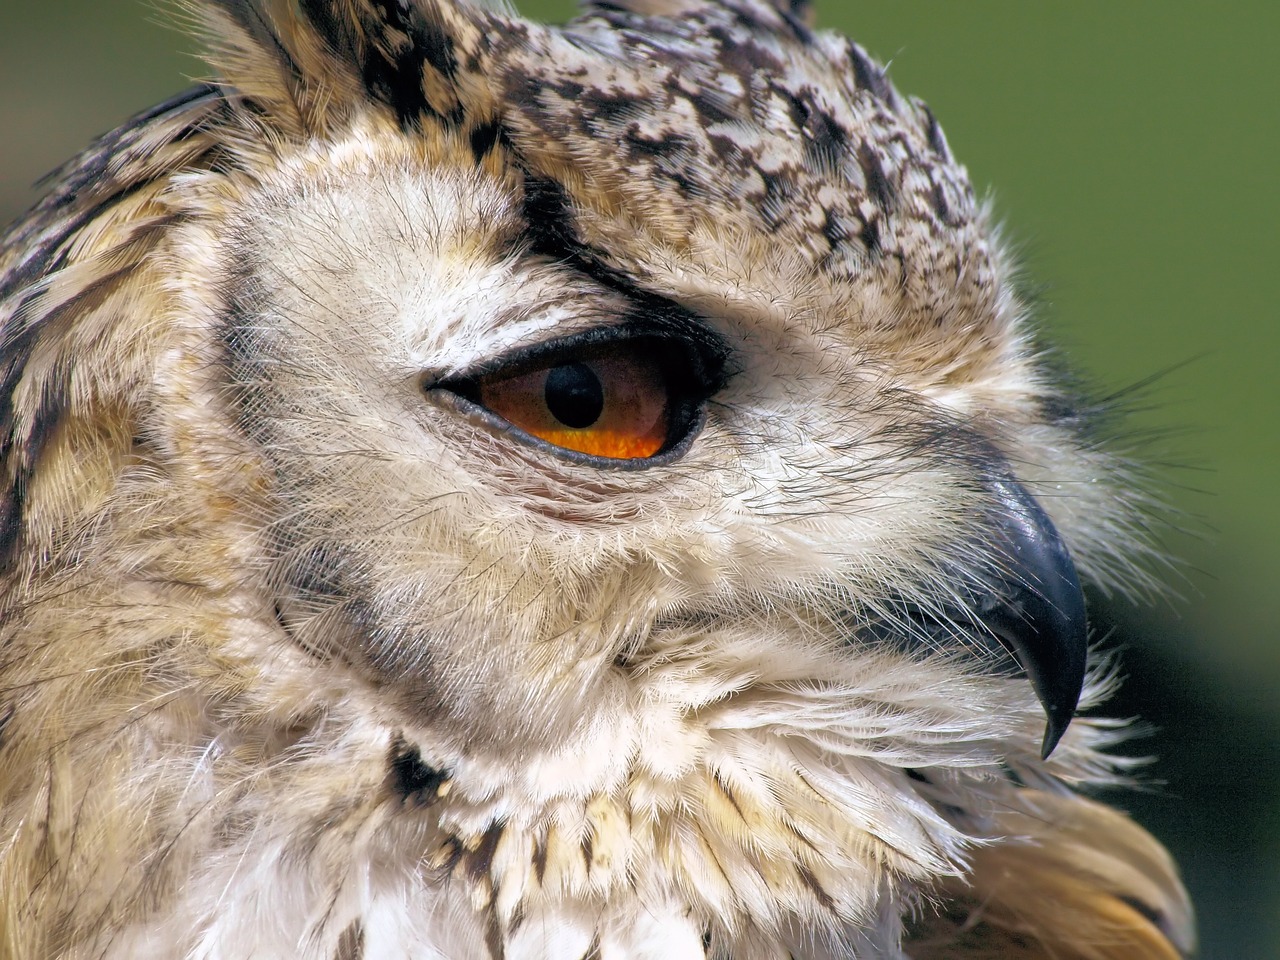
<box><xmin>438</xmin><ymin>335</ymin><xmax>715</xmax><ymax>463</ymax></box>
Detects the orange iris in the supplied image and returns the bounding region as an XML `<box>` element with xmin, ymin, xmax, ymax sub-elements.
<box><xmin>475</xmin><ymin>344</ymin><xmax>669</xmax><ymax>459</ymax></box>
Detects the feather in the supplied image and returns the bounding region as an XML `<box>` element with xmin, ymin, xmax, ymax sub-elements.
<box><xmin>0</xmin><ymin>2</ymin><xmax>1191</xmax><ymax>956</ymax></box>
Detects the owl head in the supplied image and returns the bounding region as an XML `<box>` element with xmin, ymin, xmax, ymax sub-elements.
<box><xmin>0</xmin><ymin>1</ymin><xmax>1190</xmax><ymax>956</ymax></box>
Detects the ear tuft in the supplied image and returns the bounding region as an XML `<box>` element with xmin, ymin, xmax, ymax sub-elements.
<box><xmin>191</xmin><ymin>0</ymin><xmax>497</xmax><ymax>135</ymax></box>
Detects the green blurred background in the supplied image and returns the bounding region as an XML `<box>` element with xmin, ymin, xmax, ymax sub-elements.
<box><xmin>1</xmin><ymin>1</ymin><xmax>1275</xmax><ymax>955</ymax></box>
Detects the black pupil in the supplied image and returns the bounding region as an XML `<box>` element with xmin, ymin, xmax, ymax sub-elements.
<box><xmin>545</xmin><ymin>363</ymin><xmax>605</xmax><ymax>429</ymax></box>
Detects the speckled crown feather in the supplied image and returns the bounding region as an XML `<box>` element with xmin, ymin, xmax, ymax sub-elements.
<box><xmin>199</xmin><ymin>0</ymin><xmax>997</xmax><ymax>333</ymax></box>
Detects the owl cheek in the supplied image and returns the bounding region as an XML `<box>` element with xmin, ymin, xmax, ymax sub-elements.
<box><xmin>266</xmin><ymin>538</ymin><xmax>610</xmax><ymax>742</ymax></box>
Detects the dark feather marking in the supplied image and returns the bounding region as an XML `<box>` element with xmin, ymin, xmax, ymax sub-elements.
<box><xmin>580</xmin><ymin>935</ymin><xmax>601</xmax><ymax>960</ymax></box>
<box><xmin>706</xmin><ymin>25</ymin><xmax>784</xmax><ymax>85</ymax></box>
<box><xmin>775</xmin><ymin>84</ymin><xmax>848</xmax><ymax>176</ymax></box>
<box><xmin>858</xmin><ymin>214</ymin><xmax>882</xmax><ymax>255</ymax></box>
<box><xmin>333</xmin><ymin>919</ymin><xmax>364</xmax><ymax>960</ymax></box>
<box><xmin>468</xmin><ymin>119</ymin><xmax>502</xmax><ymax>160</ymax></box>
<box><xmin>484</xmin><ymin>912</ymin><xmax>506</xmax><ymax>960</ymax></box>
<box><xmin>388</xmin><ymin>735</ymin><xmax>449</xmax><ymax>805</ymax></box>
<box><xmin>467</xmin><ymin>820</ymin><xmax>505</xmax><ymax>881</ymax></box>
<box><xmin>435</xmin><ymin>836</ymin><xmax>465</xmax><ymax>876</ymax></box>
<box><xmin>412</xmin><ymin>5</ymin><xmax>462</xmax><ymax>85</ymax></box>
<box><xmin>687</xmin><ymin>89</ymin><xmax>739</xmax><ymax>126</ymax></box>
<box><xmin>531</xmin><ymin>834</ymin><xmax>548</xmax><ymax>885</ymax></box>
<box><xmin>920</xmin><ymin>103</ymin><xmax>950</xmax><ymax>159</ymax></box>
<box><xmin>299</xmin><ymin>0</ymin><xmax>428</xmax><ymax>123</ymax></box>
<box><xmin>508</xmin><ymin>901</ymin><xmax>527</xmax><ymax>934</ymax></box>
<box><xmin>778</xmin><ymin>8</ymin><xmax>815</xmax><ymax>45</ymax></box>
<box><xmin>796</xmin><ymin>864</ymin><xmax>835</xmax><ymax>911</ymax></box>
<box><xmin>517</xmin><ymin>172</ymin><xmax>581</xmax><ymax>262</ymax></box>
<box><xmin>299</xmin><ymin>0</ymin><xmax>462</xmax><ymax>127</ymax></box>
<box><xmin>215</xmin><ymin>256</ymin><xmax>272</xmax><ymax>438</ymax></box>
<box><xmin>622</xmin><ymin>128</ymin><xmax>694</xmax><ymax>163</ymax></box>
<box><xmin>856</xmin><ymin>140</ymin><xmax>895</xmax><ymax>210</ymax></box>
<box><xmin>0</xmin><ymin>378</ymin><xmax>67</xmax><ymax>569</ymax></box>
<box><xmin>930</xmin><ymin>180</ymin><xmax>953</xmax><ymax>224</ymax></box>
<box><xmin>757</xmin><ymin>169</ymin><xmax>794</xmax><ymax>232</ymax></box>
<box><xmin>849</xmin><ymin>43</ymin><xmax>892</xmax><ymax>103</ymax></box>
<box><xmin>819</xmin><ymin>209</ymin><xmax>849</xmax><ymax>253</ymax></box>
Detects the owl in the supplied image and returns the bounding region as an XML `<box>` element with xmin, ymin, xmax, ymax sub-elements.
<box><xmin>0</xmin><ymin>0</ymin><xmax>1194</xmax><ymax>958</ymax></box>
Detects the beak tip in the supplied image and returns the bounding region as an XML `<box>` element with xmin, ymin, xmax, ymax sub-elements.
<box><xmin>984</xmin><ymin>473</ymin><xmax>1091</xmax><ymax>762</ymax></box>
<box><xmin>1041</xmin><ymin>716</ymin><xmax>1068</xmax><ymax>759</ymax></box>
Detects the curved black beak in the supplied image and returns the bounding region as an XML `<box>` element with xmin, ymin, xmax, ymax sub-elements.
<box><xmin>973</xmin><ymin>476</ymin><xmax>1088</xmax><ymax>759</ymax></box>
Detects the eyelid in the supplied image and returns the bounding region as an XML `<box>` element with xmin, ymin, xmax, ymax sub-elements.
<box><xmin>431</xmin><ymin>314</ymin><xmax>729</xmax><ymax>387</ymax></box>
